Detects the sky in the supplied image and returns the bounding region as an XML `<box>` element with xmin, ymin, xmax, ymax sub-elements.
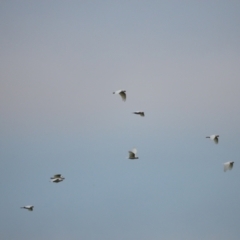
<box><xmin>1</xmin><ymin>1</ymin><xmax>240</xmax><ymax>239</ymax></box>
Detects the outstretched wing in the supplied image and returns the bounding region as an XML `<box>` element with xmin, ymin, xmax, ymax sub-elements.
<box><xmin>51</xmin><ymin>174</ymin><xmax>61</xmax><ymax>179</ymax></box>
<box><xmin>224</xmin><ymin>162</ymin><xmax>233</xmax><ymax>172</ymax></box>
<box><xmin>128</xmin><ymin>151</ymin><xmax>135</xmax><ymax>158</ymax></box>
<box><xmin>119</xmin><ymin>91</ymin><xmax>126</xmax><ymax>101</ymax></box>
<box><xmin>53</xmin><ymin>178</ymin><xmax>62</xmax><ymax>182</ymax></box>
<box><xmin>131</xmin><ymin>148</ymin><xmax>137</xmax><ymax>155</ymax></box>
<box><xmin>229</xmin><ymin>162</ymin><xmax>234</xmax><ymax>170</ymax></box>
<box><xmin>224</xmin><ymin>163</ymin><xmax>229</xmax><ymax>172</ymax></box>
<box><xmin>213</xmin><ymin>137</ymin><xmax>219</xmax><ymax>144</ymax></box>
<box><xmin>133</xmin><ymin>111</ymin><xmax>144</xmax><ymax>117</ymax></box>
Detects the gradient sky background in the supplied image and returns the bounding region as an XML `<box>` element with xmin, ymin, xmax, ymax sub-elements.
<box><xmin>1</xmin><ymin>1</ymin><xmax>240</xmax><ymax>239</ymax></box>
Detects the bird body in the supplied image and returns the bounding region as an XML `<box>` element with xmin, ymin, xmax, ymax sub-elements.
<box><xmin>206</xmin><ymin>134</ymin><xmax>219</xmax><ymax>144</ymax></box>
<box><xmin>133</xmin><ymin>111</ymin><xmax>144</xmax><ymax>117</ymax></box>
<box><xmin>113</xmin><ymin>90</ymin><xmax>126</xmax><ymax>101</ymax></box>
<box><xmin>51</xmin><ymin>178</ymin><xmax>65</xmax><ymax>183</ymax></box>
<box><xmin>128</xmin><ymin>148</ymin><xmax>139</xmax><ymax>160</ymax></box>
<box><xmin>21</xmin><ymin>205</ymin><xmax>34</xmax><ymax>211</ymax></box>
<box><xmin>224</xmin><ymin>161</ymin><xmax>234</xmax><ymax>172</ymax></box>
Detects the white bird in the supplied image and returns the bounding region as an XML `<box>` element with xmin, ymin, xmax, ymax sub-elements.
<box><xmin>21</xmin><ymin>205</ymin><xmax>34</xmax><ymax>211</ymax></box>
<box><xmin>133</xmin><ymin>111</ymin><xmax>144</xmax><ymax>117</ymax></box>
<box><xmin>128</xmin><ymin>148</ymin><xmax>139</xmax><ymax>160</ymax></box>
<box><xmin>50</xmin><ymin>174</ymin><xmax>65</xmax><ymax>183</ymax></box>
<box><xmin>224</xmin><ymin>161</ymin><xmax>234</xmax><ymax>172</ymax></box>
<box><xmin>113</xmin><ymin>90</ymin><xmax>126</xmax><ymax>101</ymax></box>
<box><xmin>206</xmin><ymin>134</ymin><xmax>219</xmax><ymax>144</ymax></box>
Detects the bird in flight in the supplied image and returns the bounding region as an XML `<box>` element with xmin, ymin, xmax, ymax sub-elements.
<box><xmin>133</xmin><ymin>111</ymin><xmax>144</xmax><ymax>117</ymax></box>
<box><xmin>113</xmin><ymin>90</ymin><xmax>126</xmax><ymax>101</ymax></box>
<box><xmin>21</xmin><ymin>205</ymin><xmax>34</xmax><ymax>211</ymax></box>
<box><xmin>206</xmin><ymin>134</ymin><xmax>219</xmax><ymax>144</ymax></box>
<box><xmin>50</xmin><ymin>174</ymin><xmax>65</xmax><ymax>183</ymax></box>
<box><xmin>128</xmin><ymin>148</ymin><xmax>139</xmax><ymax>160</ymax></box>
<box><xmin>223</xmin><ymin>161</ymin><xmax>234</xmax><ymax>172</ymax></box>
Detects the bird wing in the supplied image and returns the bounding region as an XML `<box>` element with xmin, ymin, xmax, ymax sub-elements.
<box><xmin>53</xmin><ymin>178</ymin><xmax>61</xmax><ymax>182</ymax></box>
<box><xmin>128</xmin><ymin>151</ymin><xmax>135</xmax><ymax>158</ymax></box>
<box><xmin>224</xmin><ymin>162</ymin><xmax>230</xmax><ymax>172</ymax></box>
<box><xmin>134</xmin><ymin>111</ymin><xmax>144</xmax><ymax>116</ymax></box>
<box><xmin>23</xmin><ymin>205</ymin><xmax>33</xmax><ymax>210</ymax></box>
<box><xmin>229</xmin><ymin>162</ymin><xmax>234</xmax><ymax>170</ymax></box>
<box><xmin>119</xmin><ymin>91</ymin><xmax>126</xmax><ymax>101</ymax></box>
<box><xmin>131</xmin><ymin>148</ymin><xmax>137</xmax><ymax>155</ymax></box>
<box><xmin>213</xmin><ymin>137</ymin><xmax>218</xmax><ymax>144</ymax></box>
<box><xmin>52</xmin><ymin>174</ymin><xmax>61</xmax><ymax>178</ymax></box>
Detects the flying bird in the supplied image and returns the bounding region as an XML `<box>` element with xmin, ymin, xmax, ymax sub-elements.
<box><xmin>224</xmin><ymin>161</ymin><xmax>234</xmax><ymax>172</ymax></box>
<box><xmin>50</xmin><ymin>174</ymin><xmax>65</xmax><ymax>183</ymax></box>
<box><xmin>128</xmin><ymin>148</ymin><xmax>139</xmax><ymax>160</ymax></box>
<box><xmin>113</xmin><ymin>90</ymin><xmax>126</xmax><ymax>101</ymax></box>
<box><xmin>21</xmin><ymin>205</ymin><xmax>34</xmax><ymax>211</ymax></box>
<box><xmin>133</xmin><ymin>111</ymin><xmax>144</xmax><ymax>117</ymax></box>
<box><xmin>206</xmin><ymin>135</ymin><xmax>219</xmax><ymax>144</ymax></box>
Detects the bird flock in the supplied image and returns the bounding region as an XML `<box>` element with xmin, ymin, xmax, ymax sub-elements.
<box><xmin>21</xmin><ymin>174</ymin><xmax>65</xmax><ymax>211</ymax></box>
<box><xmin>21</xmin><ymin>89</ymin><xmax>234</xmax><ymax>211</ymax></box>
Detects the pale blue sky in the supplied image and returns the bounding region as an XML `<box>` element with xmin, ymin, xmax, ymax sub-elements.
<box><xmin>1</xmin><ymin>1</ymin><xmax>240</xmax><ymax>239</ymax></box>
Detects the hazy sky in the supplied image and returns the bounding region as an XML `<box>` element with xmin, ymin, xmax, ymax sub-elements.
<box><xmin>1</xmin><ymin>1</ymin><xmax>240</xmax><ymax>239</ymax></box>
